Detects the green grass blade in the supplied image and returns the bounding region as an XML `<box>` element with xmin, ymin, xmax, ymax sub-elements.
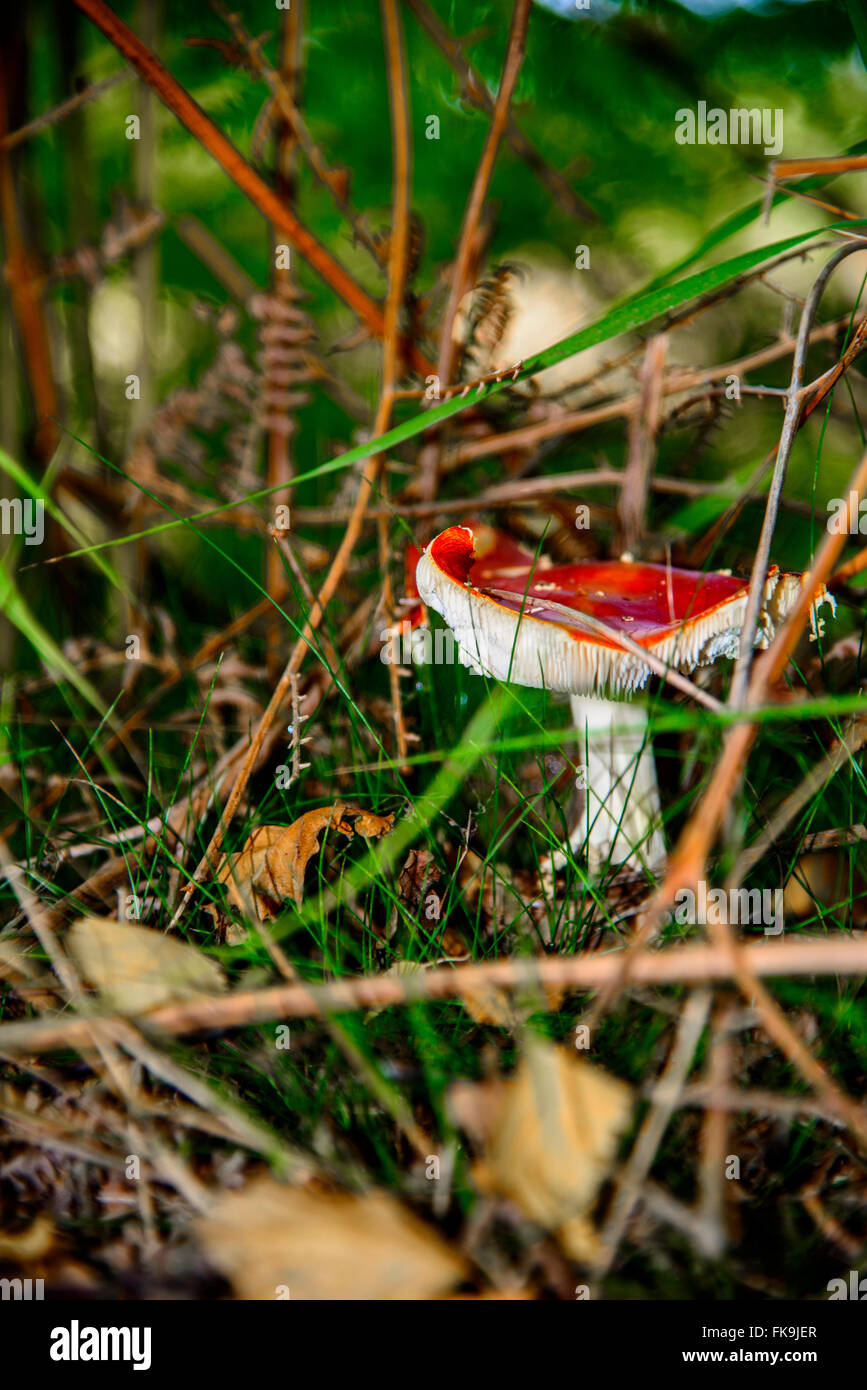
<box><xmin>0</xmin><ymin>446</ymin><xmax>133</xmax><ymax>600</ymax></box>
<box><xmin>40</xmin><ymin>221</ymin><xmax>864</xmax><ymax>567</ymax></box>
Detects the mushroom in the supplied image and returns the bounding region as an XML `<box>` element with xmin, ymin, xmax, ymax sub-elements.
<box><xmin>414</xmin><ymin>523</ymin><xmax>834</xmax><ymax>876</ymax></box>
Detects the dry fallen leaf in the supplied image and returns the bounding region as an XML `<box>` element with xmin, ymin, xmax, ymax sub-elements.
<box><xmin>68</xmin><ymin>917</ymin><xmax>225</xmax><ymax>1013</ymax></box>
<box><xmin>461</xmin><ymin>1039</ymin><xmax>633</xmax><ymax>1262</ymax></box>
<box><xmin>196</xmin><ymin>1177</ymin><xmax>466</xmax><ymax>1300</ymax></box>
<box><xmin>212</xmin><ymin>803</ymin><xmax>395</xmax><ymax>923</ymax></box>
<box><xmin>397</xmin><ymin>847</ymin><xmax>441</xmax><ymax>913</ymax></box>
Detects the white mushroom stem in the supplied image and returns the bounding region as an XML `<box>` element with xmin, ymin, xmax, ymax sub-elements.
<box><xmin>549</xmin><ymin>696</ymin><xmax>666</xmax><ymax>875</ymax></box>
<box><xmin>416</xmin><ymin>525</ymin><xmax>837</xmax><ymax>880</ymax></box>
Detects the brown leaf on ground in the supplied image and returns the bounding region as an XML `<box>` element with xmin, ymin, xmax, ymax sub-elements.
<box><xmin>213</xmin><ymin>806</ymin><xmax>397</xmax><ymax>922</ymax></box>
<box><xmin>397</xmin><ymin>848</ymin><xmax>441</xmax><ymax>913</ymax></box>
<box><xmin>68</xmin><ymin>917</ymin><xmax>225</xmax><ymax>1013</ymax></box>
<box><xmin>196</xmin><ymin>1177</ymin><xmax>466</xmax><ymax>1300</ymax></box>
<box><xmin>459</xmin><ymin>1040</ymin><xmax>633</xmax><ymax>1262</ymax></box>
<box><xmin>212</xmin><ymin>803</ymin><xmax>395</xmax><ymax>923</ymax></box>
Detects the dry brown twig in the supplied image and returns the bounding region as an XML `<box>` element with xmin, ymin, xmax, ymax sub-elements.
<box><xmin>588</xmin><ymin>450</ymin><xmax>867</xmax><ymax>1151</ymax></box>
<box><xmin>292</xmin><ymin>467</ymin><xmax>818</xmax><ymax>524</ymax></box>
<box><xmin>1</xmin><ymin>933</ymin><xmax>866</xmax><ymax>1054</ymax></box>
<box><xmin>0</xmin><ymin>842</ymin><xmax>212</xmax><ymax>1211</ymax></box>
<box><xmin>167</xmin><ymin>0</ymin><xmax>416</xmax><ymax>925</ymax></box>
<box><xmin>403</xmin><ymin>0</ymin><xmax>595</xmax><ymax>224</ymax></box>
<box><xmin>0</xmin><ymin>69</ymin><xmax>131</xmax><ymax>149</ymax></box>
<box><xmin>591</xmin><ymin>989</ymin><xmax>713</xmax><ymax>1280</ymax></box>
<box><xmin>618</xmin><ymin>333</ymin><xmax>667</xmax><ymax>554</ymax></box>
<box><xmin>733</xmin><ymin>717</ymin><xmax>867</xmax><ymax>883</ymax></box>
<box><xmin>445</xmin><ymin>309</ymin><xmax>853</xmax><ymax>470</ymax></box>
<box><xmin>730</xmin><ymin>243</ymin><xmax>867</xmax><ymax>707</ymax></box>
<box><xmin>376</xmin><ymin>0</ymin><xmax>413</xmax><ymax>771</ymax></box>
<box><xmin>214</xmin><ymin>2</ymin><xmax>387</xmax><ymax>274</ymax></box>
<box><xmin>416</xmin><ymin>0</ymin><xmax>532</xmax><ymax>503</ymax></box>
<box><xmin>71</xmin><ymin>0</ymin><xmax>432</xmax><ymax>376</ymax></box>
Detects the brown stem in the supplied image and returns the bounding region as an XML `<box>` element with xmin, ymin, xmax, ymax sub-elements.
<box><xmin>71</xmin><ymin>0</ymin><xmax>432</xmax><ymax>376</ymax></box>
<box><xmin>0</xmin><ymin>31</ymin><xmax>59</xmax><ymax>461</ymax></box>
<box><xmin>264</xmin><ymin>0</ymin><xmax>303</xmax><ymax>683</ymax></box>
<box><xmin>416</xmin><ymin>0</ymin><xmax>532</xmax><ymax>502</ymax></box>
<box><xmin>2</xmin><ymin>934</ymin><xmax>867</xmax><ymax>1054</ymax></box>
<box><xmin>167</xmin><ymin>0</ymin><xmax>416</xmax><ymax>923</ymax></box>
<box><xmin>377</xmin><ymin>0</ymin><xmax>412</xmax><ymax>769</ymax></box>
<box><xmin>590</xmin><ymin>443</ymin><xmax>867</xmax><ymax>1044</ymax></box>
<box><xmin>403</xmin><ymin>0</ymin><xmax>594</xmax><ymax>223</ymax></box>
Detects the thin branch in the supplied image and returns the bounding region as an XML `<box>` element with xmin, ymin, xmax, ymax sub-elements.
<box><xmin>377</xmin><ymin>0</ymin><xmax>413</xmax><ymax>768</ymax></box>
<box><xmin>729</xmin><ymin>241</ymin><xmax>867</xmax><ymax>706</ymax></box>
<box><xmin>448</xmin><ymin>311</ymin><xmax>851</xmax><ymax>470</ymax></box>
<box><xmin>215</xmin><ymin>2</ymin><xmax>386</xmax><ymax>274</ymax></box>
<box><xmin>403</xmin><ymin>0</ymin><xmax>595</xmax><ymax>223</ymax></box>
<box><xmin>167</xmin><ymin>0</ymin><xmax>416</xmax><ymax>923</ymax></box>
<box><xmin>292</xmin><ymin>467</ymin><xmax>818</xmax><ymax>523</ymax></box>
<box><xmin>677</xmin><ymin>1083</ymin><xmax>846</xmax><ymax>1124</ymax></box>
<box><xmin>696</xmin><ymin>1000</ymin><xmax>734</xmax><ymax>1259</ymax></box>
<box><xmin>71</xmin><ymin>0</ymin><xmax>432</xmax><ymax>376</ymax></box>
<box><xmin>436</xmin><ymin>0</ymin><xmax>530</xmax><ymax>373</ymax></box>
<box><xmin>0</xmin><ymin>68</ymin><xmax>60</xmax><ymax>461</ymax></box>
<box><xmin>592</xmin><ymin>990</ymin><xmax>712</xmax><ymax>1279</ymax></box>
<box><xmin>2</xmin><ymin>933</ymin><xmax>867</xmax><ymax>1052</ymax></box>
<box><xmin>771</xmin><ymin>153</ymin><xmax>867</xmax><ymax>179</ymax></box>
<box><xmin>618</xmin><ymin>333</ymin><xmax>666</xmax><ymax>554</ymax></box>
<box><xmin>416</xmin><ymin>0</ymin><xmax>532</xmax><ymax>501</ymax></box>
<box><xmin>0</xmin><ymin>70</ymin><xmax>130</xmax><ymax>149</ymax></box>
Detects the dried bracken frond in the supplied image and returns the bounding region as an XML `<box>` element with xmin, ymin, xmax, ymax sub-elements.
<box><xmin>249</xmin><ymin>282</ymin><xmax>319</xmax><ymax>437</ymax></box>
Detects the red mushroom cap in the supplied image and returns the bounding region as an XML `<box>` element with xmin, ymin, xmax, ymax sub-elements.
<box><xmin>401</xmin><ymin>542</ymin><xmax>428</xmax><ymax>630</ymax></box>
<box><xmin>414</xmin><ymin>523</ymin><xmax>832</xmax><ymax>696</ymax></box>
